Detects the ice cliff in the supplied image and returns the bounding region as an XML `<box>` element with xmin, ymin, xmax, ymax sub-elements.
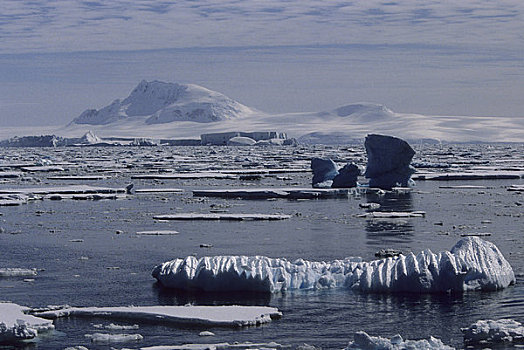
<box><xmin>71</xmin><ymin>80</ymin><xmax>253</xmax><ymax>125</ymax></box>
<box><xmin>152</xmin><ymin>237</ymin><xmax>515</xmax><ymax>294</ymax></box>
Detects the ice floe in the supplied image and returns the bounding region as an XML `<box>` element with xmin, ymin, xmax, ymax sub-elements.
<box><xmin>140</xmin><ymin>341</ymin><xmax>284</xmax><ymax>350</ymax></box>
<box><xmin>0</xmin><ymin>268</ymin><xmax>37</xmax><ymax>277</ymax></box>
<box><xmin>413</xmin><ymin>171</ymin><xmax>524</xmax><ymax>181</ymax></box>
<box><xmin>192</xmin><ymin>188</ymin><xmax>351</xmax><ymax>199</ymax></box>
<box><xmin>357</xmin><ymin>211</ymin><xmax>426</xmax><ymax>219</ymax></box>
<box><xmin>344</xmin><ymin>331</ymin><xmax>454</xmax><ymax>350</ymax></box>
<box><xmin>152</xmin><ymin>237</ymin><xmax>515</xmax><ymax>293</ymax></box>
<box><xmin>0</xmin><ymin>302</ymin><xmax>54</xmax><ymax>344</ymax></box>
<box><xmin>136</xmin><ymin>230</ymin><xmax>179</xmax><ymax>235</ymax></box>
<box><xmin>153</xmin><ymin>213</ymin><xmax>292</xmax><ymax>221</ymax></box>
<box><xmin>85</xmin><ymin>332</ymin><xmax>143</xmax><ymax>343</ymax></box>
<box><xmin>508</xmin><ymin>184</ymin><xmax>524</xmax><ymax>192</ymax></box>
<box><xmin>33</xmin><ymin>305</ymin><xmax>282</xmax><ymax>328</ymax></box>
<box><xmin>462</xmin><ymin>319</ymin><xmax>524</xmax><ymax>345</ymax></box>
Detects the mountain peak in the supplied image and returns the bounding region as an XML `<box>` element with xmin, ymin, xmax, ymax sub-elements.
<box><xmin>71</xmin><ymin>80</ymin><xmax>253</xmax><ymax>126</ymax></box>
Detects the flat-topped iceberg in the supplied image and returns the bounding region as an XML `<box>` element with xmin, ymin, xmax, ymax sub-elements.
<box><xmin>153</xmin><ymin>237</ymin><xmax>515</xmax><ymax>294</ymax></box>
<box><xmin>33</xmin><ymin>305</ymin><xmax>281</xmax><ymax>328</ymax></box>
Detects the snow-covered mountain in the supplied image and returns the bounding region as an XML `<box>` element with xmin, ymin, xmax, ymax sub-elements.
<box><xmin>71</xmin><ymin>80</ymin><xmax>254</xmax><ymax>125</ymax></box>
<box><xmin>2</xmin><ymin>80</ymin><xmax>521</xmax><ymax>143</ymax></box>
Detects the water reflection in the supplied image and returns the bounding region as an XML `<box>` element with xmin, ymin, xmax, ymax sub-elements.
<box><xmin>153</xmin><ymin>282</ymin><xmax>271</xmax><ymax>307</ymax></box>
<box><xmin>364</xmin><ymin>191</ymin><xmax>415</xmax><ymax>244</ymax></box>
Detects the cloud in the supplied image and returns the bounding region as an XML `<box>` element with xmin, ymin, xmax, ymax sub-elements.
<box><xmin>0</xmin><ymin>0</ymin><xmax>522</xmax><ymax>54</ymax></box>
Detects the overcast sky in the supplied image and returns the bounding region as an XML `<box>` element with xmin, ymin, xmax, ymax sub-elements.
<box><xmin>1</xmin><ymin>0</ymin><xmax>523</xmax><ymax>126</ymax></box>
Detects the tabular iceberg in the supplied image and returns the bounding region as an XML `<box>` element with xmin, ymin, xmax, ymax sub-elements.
<box><xmin>152</xmin><ymin>237</ymin><xmax>515</xmax><ymax>294</ymax></box>
<box><xmin>364</xmin><ymin>134</ymin><xmax>416</xmax><ymax>190</ymax></box>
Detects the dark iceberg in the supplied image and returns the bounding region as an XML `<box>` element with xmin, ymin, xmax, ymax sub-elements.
<box><xmin>364</xmin><ymin>134</ymin><xmax>416</xmax><ymax>189</ymax></box>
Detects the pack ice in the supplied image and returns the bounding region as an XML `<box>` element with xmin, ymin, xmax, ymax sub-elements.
<box><xmin>152</xmin><ymin>237</ymin><xmax>515</xmax><ymax>294</ymax></box>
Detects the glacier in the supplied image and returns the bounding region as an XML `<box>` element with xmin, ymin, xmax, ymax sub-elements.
<box><xmin>152</xmin><ymin>237</ymin><xmax>515</xmax><ymax>294</ymax></box>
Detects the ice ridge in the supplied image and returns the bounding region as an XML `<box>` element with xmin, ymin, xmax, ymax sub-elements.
<box><xmin>152</xmin><ymin>237</ymin><xmax>515</xmax><ymax>294</ymax></box>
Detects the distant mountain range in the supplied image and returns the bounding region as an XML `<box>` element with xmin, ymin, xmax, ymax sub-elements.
<box><xmin>4</xmin><ymin>80</ymin><xmax>523</xmax><ymax>143</ymax></box>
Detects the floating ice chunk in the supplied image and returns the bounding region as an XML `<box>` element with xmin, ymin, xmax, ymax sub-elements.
<box><xmin>153</xmin><ymin>213</ymin><xmax>291</xmax><ymax>221</ymax></box>
<box><xmin>193</xmin><ymin>188</ymin><xmax>351</xmax><ymax>199</ymax></box>
<box><xmin>131</xmin><ymin>173</ymin><xmax>237</xmax><ymax>180</ymax></box>
<box><xmin>413</xmin><ymin>171</ymin><xmax>523</xmax><ymax>181</ymax></box>
<box><xmin>93</xmin><ymin>323</ymin><xmax>139</xmax><ymax>330</ymax></box>
<box><xmin>364</xmin><ymin>134</ymin><xmax>416</xmax><ymax>190</ymax></box>
<box><xmin>153</xmin><ymin>238</ymin><xmax>514</xmax><ymax>294</ymax></box>
<box><xmin>508</xmin><ymin>184</ymin><xmax>524</xmax><ymax>192</ymax></box>
<box><xmin>85</xmin><ymin>332</ymin><xmax>143</xmax><ymax>343</ymax></box>
<box><xmin>0</xmin><ymin>268</ymin><xmax>37</xmax><ymax>277</ymax></box>
<box><xmin>0</xmin><ymin>303</ymin><xmax>55</xmax><ymax>344</ymax></box>
<box><xmin>136</xmin><ymin>230</ymin><xmax>179</xmax><ymax>235</ymax></box>
<box><xmin>33</xmin><ymin>305</ymin><xmax>281</xmax><ymax>328</ymax></box>
<box><xmin>461</xmin><ymin>319</ymin><xmax>524</xmax><ymax>345</ymax></box>
<box><xmin>357</xmin><ymin>211</ymin><xmax>426</xmax><ymax>219</ymax></box>
<box><xmin>311</xmin><ymin>158</ymin><xmax>338</xmax><ymax>186</ymax></box>
<box><xmin>0</xmin><ymin>172</ymin><xmax>21</xmax><ymax>178</ymax></box>
<box><xmin>140</xmin><ymin>341</ymin><xmax>284</xmax><ymax>350</ymax></box>
<box><xmin>344</xmin><ymin>331</ymin><xmax>454</xmax><ymax>350</ymax></box>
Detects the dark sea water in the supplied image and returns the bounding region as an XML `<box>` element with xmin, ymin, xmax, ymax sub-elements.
<box><xmin>0</xmin><ymin>144</ymin><xmax>523</xmax><ymax>349</ymax></box>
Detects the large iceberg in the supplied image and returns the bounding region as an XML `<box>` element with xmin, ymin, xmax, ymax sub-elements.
<box><xmin>364</xmin><ymin>134</ymin><xmax>416</xmax><ymax>190</ymax></box>
<box><xmin>152</xmin><ymin>237</ymin><xmax>515</xmax><ymax>294</ymax></box>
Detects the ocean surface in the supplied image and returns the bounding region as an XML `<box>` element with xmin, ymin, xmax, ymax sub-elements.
<box><xmin>0</xmin><ymin>143</ymin><xmax>523</xmax><ymax>349</ymax></box>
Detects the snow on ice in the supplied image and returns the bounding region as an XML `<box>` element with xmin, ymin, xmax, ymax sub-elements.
<box><xmin>344</xmin><ymin>331</ymin><xmax>454</xmax><ymax>350</ymax></box>
<box><xmin>153</xmin><ymin>237</ymin><xmax>515</xmax><ymax>294</ymax></box>
<box><xmin>33</xmin><ymin>305</ymin><xmax>282</xmax><ymax>328</ymax></box>
<box><xmin>462</xmin><ymin>319</ymin><xmax>524</xmax><ymax>345</ymax></box>
<box><xmin>0</xmin><ymin>303</ymin><xmax>54</xmax><ymax>344</ymax></box>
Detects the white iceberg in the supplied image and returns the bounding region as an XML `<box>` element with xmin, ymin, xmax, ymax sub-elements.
<box><xmin>461</xmin><ymin>319</ymin><xmax>524</xmax><ymax>345</ymax></box>
<box><xmin>344</xmin><ymin>331</ymin><xmax>454</xmax><ymax>350</ymax></box>
<box><xmin>85</xmin><ymin>332</ymin><xmax>143</xmax><ymax>343</ymax></box>
<box><xmin>0</xmin><ymin>268</ymin><xmax>37</xmax><ymax>277</ymax></box>
<box><xmin>152</xmin><ymin>237</ymin><xmax>515</xmax><ymax>294</ymax></box>
<box><xmin>0</xmin><ymin>302</ymin><xmax>54</xmax><ymax>344</ymax></box>
<box><xmin>33</xmin><ymin>305</ymin><xmax>282</xmax><ymax>328</ymax></box>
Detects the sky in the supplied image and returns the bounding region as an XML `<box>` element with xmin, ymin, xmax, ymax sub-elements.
<box><xmin>0</xmin><ymin>0</ymin><xmax>523</xmax><ymax>127</ymax></box>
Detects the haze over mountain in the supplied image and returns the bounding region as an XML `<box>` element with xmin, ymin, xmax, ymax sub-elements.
<box><xmin>3</xmin><ymin>80</ymin><xmax>523</xmax><ymax>143</ymax></box>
